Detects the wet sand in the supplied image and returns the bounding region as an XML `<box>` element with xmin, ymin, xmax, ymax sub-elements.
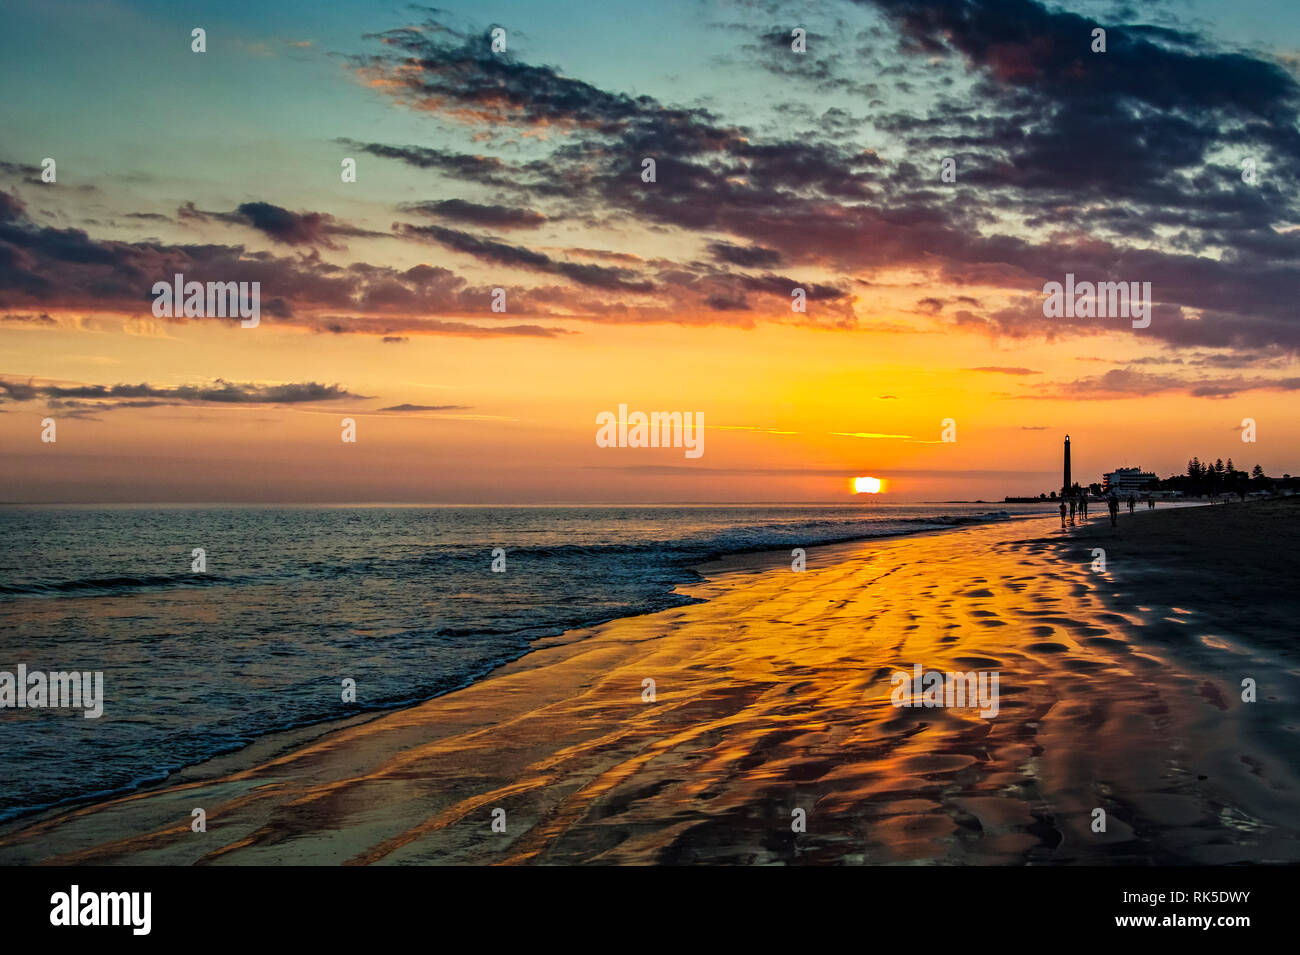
<box><xmin>3</xmin><ymin>500</ymin><xmax>1298</xmax><ymax>865</ymax></box>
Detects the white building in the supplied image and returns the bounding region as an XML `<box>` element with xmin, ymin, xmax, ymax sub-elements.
<box><xmin>1103</xmin><ymin>467</ymin><xmax>1157</xmax><ymax>494</ymax></box>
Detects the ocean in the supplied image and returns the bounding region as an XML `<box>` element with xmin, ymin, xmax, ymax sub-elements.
<box><xmin>0</xmin><ymin>502</ymin><xmax>1050</xmax><ymax>821</ymax></box>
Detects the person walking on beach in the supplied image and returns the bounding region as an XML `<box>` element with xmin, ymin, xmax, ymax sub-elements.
<box><xmin>1068</xmin><ymin>497</ymin><xmax>1076</xmax><ymax>524</ymax></box>
<box><xmin>1059</xmin><ymin>501</ymin><xmax>1067</xmax><ymax>528</ymax></box>
<box><xmin>1108</xmin><ymin>492</ymin><xmax>1119</xmax><ymax>527</ymax></box>
<box><xmin>1080</xmin><ymin>496</ymin><xmax>1088</xmax><ymax>519</ymax></box>
<box><xmin>1127</xmin><ymin>494</ymin><xmax>1136</xmax><ymax>513</ymax></box>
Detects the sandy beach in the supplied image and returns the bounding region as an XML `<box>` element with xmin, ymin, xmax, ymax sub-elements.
<box><xmin>3</xmin><ymin>499</ymin><xmax>1297</xmax><ymax>865</ymax></box>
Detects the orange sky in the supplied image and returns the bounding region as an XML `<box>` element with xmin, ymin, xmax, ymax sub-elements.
<box><xmin>4</xmin><ymin>308</ymin><xmax>1293</xmax><ymax>503</ymax></box>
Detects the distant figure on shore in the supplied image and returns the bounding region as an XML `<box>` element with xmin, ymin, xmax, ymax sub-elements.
<box><xmin>1058</xmin><ymin>501</ymin><xmax>1067</xmax><ymax>528</ymax></box>
<box><xmin>1108</xmin><ymin>492</ymin><xmax>1119</xmax><ymax>527</ymax></box>
<box><xmin>1147</xmin><ymin>497</ymin><xmax>1155</xmax><ymax>510</ymax></box>
<box><xmin>1127</xmin><ymin>495</ymin><xmax>1136</xmax><ymax>514</ymax></box>
<box><xmin>1080</xmin><ymin>496</ymin><xmax>1088</xmax><ymax>519</ymax></box>
<box><xmin>1068</xmin><ymin>498</ymin><xmax>1076</xmax><ymax>523</ymax></box>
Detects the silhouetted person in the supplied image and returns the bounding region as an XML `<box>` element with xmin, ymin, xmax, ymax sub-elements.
<box><xmin>1080</xmin><ymin>496</ymin><xmax>1088</xmax><ymax>519</ymax></box>
<box><xmin>1147</xmin><ymin>497</ymin><xmax>1155</xmax><ymax>509</ymax></box>
<box><xmin>1068</xmin><ymin>498</ymin><xmax>1076</xmax><ymax>523</ymax></box>
<box><xmin>1127</xmin><ymin>494</ymin><xmax>1136</xmax><ymax>513</ymax></box>
<box><xmin>1059</xmin><ymin>502</ymin><xmax>1067</xmax><ymax>528</ymax></box>
<box><xmin>1108</xmin><ymin>492</ymin><xmax>1119</xmax><ymax>527</ymax></box>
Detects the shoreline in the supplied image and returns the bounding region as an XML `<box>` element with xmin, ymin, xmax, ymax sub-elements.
<box><xmin>0</xmin><ymin>506</ymin><xmax>1047</xmax><ymax>828</ymax></box>
<box><xmin>2</xmin><ymin>500</ymin><xmax>1295</xmax><ymax>864</ymax></box>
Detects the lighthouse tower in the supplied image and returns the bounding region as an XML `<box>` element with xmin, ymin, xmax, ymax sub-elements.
<box><xmin>1063</xmin><ymin>435</ymin><xmax>1071</xmax><ymax>497</ymax></box>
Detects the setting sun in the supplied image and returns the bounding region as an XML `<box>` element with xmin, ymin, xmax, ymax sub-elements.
<box><xmin>853</xmin><ymin>476</ymin><xmax>883</xmax><ymax>494</ymax></box>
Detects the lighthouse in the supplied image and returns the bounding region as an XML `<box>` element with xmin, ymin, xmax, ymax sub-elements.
<box><xmin>1063</xmin><ymin>434</ymin><xmax>1071</xmax><ymax>496</ymax></box>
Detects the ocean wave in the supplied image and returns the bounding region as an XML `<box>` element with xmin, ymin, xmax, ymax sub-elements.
<box><xmin>0</xmin><ymin>572</ymin><xmax>232</xmax><ymax>599</ymax></box>
<box><xmin>0</xmin><ymin>509</ymin><xmax>1029</xmax><ymax>600</ymax></box>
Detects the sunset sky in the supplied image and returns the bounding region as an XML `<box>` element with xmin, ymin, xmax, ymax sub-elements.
<box><xmin>2</xmin><ymin>0</ymin><xmax>1298</xmax><ymax>503</ymax></box>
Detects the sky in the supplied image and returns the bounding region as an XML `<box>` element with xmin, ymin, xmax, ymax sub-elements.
<box><xmin>1</xmin><ymin>0</ymin><xmax>1298</xmax><ymax>503</ymax></box>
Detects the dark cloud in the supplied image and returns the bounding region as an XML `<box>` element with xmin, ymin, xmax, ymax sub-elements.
<box><xmin>397</xmin><ymin>223</ymin><xmax>657</xmax><ymax>292</ymax></box>
<box><xmin>0</xmin><ymin>189</ymin><xmax>572</xmax><ymax>330</ymax></box>
<box><xmin>336</xmin><ymin>139</ymin><xmax>546</xmax><ymax>192</ymax></box>
<box><xmin>734</xmin><ymin>28</ymin><xmax>882</xmax><ymax>98</ymax></box>
<box><xmin>400</xmin><ymin>199</ymin><xmax>546</xmax><ymax>229</ymax></box>
<box><xmin>708</xmin><ymin>241</ymin><xmax>783</xmax><ymax>268</ymax></box>
<box><xmin>342</xmin><ymin>11</ymin><xmax>1300</xmax><ymax>349</ymax></box>
<box><xmin>0</xmin><ymin>377</ymin><xmax>368</xmax><ymax>411</ymax></box>
<box><xmin>179</xmin><ymin>201</ymin><xmax>386</xmax><ymax>248</ymax></box>
<box><xmin>350</xmin><ymin>19</ymin><xmax>886</xmax><ymax>238</ymax></box>
<box><xmin>0</xmin><ymin>189</ymin><xmax>28</xmax><ymax>222</ymax></box>
<box><xmin>705</xmin><ymin>294</ymin><xmax>750</xmax><ymax>311</ymax></box>
<box><xmin>862</xmin><ymin>0</ymin><xmax>1300</xmax><ymax>246</ymax></box>
<box><xmin>377</xmin><ymin>403</ymin><xmax>472</xmax><ymax>412</ymax></box>
<box><xmin>861</xmin><ymin>0</ymin><xmax>1297</xmax><ymax>116</ymax></box>
<box><xmin>1021</xmin><ymin>367</ymin><xmax>1300</xmax><ymax>400</ymax></box>
<box><xmin>312</xmin><ymin>314</ymin><xmax>569</xmax><ymax>338</ymax></box>
<box><xmin>0</xmin><ymin>160</ymin><xmax>42</xmax><ymax>186</ymax></box>
<box><xmin>353</xmin><ymin>23</ymin><xmax>667</xmax><ymax>133</ymax></box>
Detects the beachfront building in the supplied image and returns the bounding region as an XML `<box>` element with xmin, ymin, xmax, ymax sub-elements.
<box><xmin>1103</xmin><ymin>467</ymin><xmax>1157</xmax><ymax>495</ymax></box>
